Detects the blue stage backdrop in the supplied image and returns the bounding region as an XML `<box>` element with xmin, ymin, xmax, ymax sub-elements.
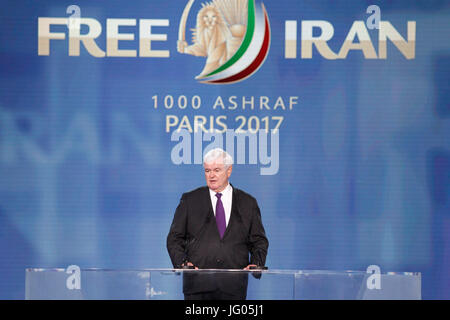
<box><xmin>0</xmin><ymin>0</ymin><xmax>449</xmax><ymax>299</ymax></box>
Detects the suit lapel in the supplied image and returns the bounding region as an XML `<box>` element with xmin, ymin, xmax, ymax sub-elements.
<box><xmin>202</xmin><ymin>186</ymin><xmax>215</xmax><ymax>221</ymax></box>
<box><xmin>222</xmin><ymin>186</ymin><xmax>239</xmax><ymax>240</ymax></box>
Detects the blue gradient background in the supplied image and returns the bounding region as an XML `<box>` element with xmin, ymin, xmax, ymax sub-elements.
<box><xmin>0</xmin><ymin>0</ymin><xmax>449</xmax><ymax>299</ymax></box>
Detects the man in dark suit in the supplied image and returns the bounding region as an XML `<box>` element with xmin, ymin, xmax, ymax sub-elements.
<box><xmin>167</xmin><ymin>148</ymin><xmax>269</xmax><ymax>300</ymax></box>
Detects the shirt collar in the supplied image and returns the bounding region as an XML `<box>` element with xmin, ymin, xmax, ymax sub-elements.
<box><xmin>209</xmin><ymin>183</ymin><xmax>232</xmax><ymax>197</ymax></box>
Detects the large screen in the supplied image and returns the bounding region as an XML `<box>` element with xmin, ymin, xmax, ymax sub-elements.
<box><xmin>0</xmin><ymin>0</ymin><xmax>449</xmax><ymax>299</ymax></box>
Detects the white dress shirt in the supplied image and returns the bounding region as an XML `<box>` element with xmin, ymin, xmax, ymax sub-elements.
<box><xmin>209</xmin><ymin>183</ymin><xmax>233</xmax><ymax>227</ymax></box>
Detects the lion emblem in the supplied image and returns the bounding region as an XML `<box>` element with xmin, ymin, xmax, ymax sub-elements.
<box><xmin>178</xmin><ymin>0</ymin><xmax>248</xmax><ymax>79</ymax></box>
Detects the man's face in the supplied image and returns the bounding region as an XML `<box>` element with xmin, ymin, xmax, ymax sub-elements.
<box><xmin>204</xmin><ymin>160</ymin><xmax>232</xmax><ymax>193</ymax></box>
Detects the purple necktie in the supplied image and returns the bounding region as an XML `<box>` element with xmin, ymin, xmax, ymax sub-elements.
<box><xmin>215</xmin><ymin>193</ymin><xmax>226</xmax><ymax>239</ymax></box>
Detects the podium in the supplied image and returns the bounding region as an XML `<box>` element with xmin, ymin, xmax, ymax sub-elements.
<box><xmin>25</xmin><ymin>268</ymin><xmax>421</xmax><ymax>300</ymax></box>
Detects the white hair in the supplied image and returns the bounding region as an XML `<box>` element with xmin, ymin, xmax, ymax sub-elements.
<box><xmin>203</xmin><ymin>148</ymin><xmax>233</xmax><ymax>167</ymax></box>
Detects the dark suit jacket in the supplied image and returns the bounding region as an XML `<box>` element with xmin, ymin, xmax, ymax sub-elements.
<box><xmin>166</xmin><ymin>185</ymin><xmax>269</xmax><ymax>295</ymax></box>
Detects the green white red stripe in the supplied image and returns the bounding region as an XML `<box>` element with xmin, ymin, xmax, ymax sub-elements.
<box><xmin>199</xmin><ymin>0</ymin><xmax>271</xmax><ymax>84</ymax></box>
